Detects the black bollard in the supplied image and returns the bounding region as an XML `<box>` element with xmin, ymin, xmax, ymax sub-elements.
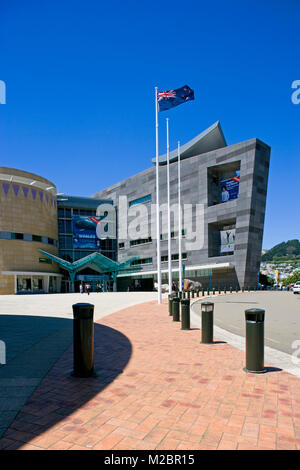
<box><xmin>201</xmin><ymin>302</ymin><xmax>214</xmax><ymax>344</ymax></box>
<box><xmin>168</xmin><ymin>294</ymin><xmax>174</xmax><ymax>316</ymax></box>
<box><xmin>181</xmin><ymin>298</ymin><xmax>190</xmax><ymax>330</ymax></box>
<box><xmin>202</xmin><ymin>288</ymin><xmax>205</xmax><ymax>297</ymax></box>
<box><xmin>172</xmin><ymin>297</ymin><xmax>180</xmax><ymax>322</ymax></box>
<box><xmin>72</xmin><ymin>303</ymin><xmax>94</xmax><ymax>377</ymax></box>
<box><xmin>244</xmin><ymin>309</ymin><xmax>266</xmax><ymax>373</ymax></box>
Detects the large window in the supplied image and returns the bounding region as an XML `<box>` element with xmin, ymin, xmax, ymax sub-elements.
<box><xmin>207</xmin><ymin>161</ymin><xmax>241</xmax><ymax>207</ymax></box>
<box><xmin>208</xmin><ymin>219</ymin><xmax>236</xmax><ymax>257</ymax></box>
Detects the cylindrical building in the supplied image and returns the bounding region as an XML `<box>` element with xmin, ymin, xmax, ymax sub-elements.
<box><xmin>0</xmin><ymin>167</ymin><xmax>62</xmax><ymax>294</ymax></box>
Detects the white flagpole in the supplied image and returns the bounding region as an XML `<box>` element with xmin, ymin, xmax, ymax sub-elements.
<box><xmin>155</xmin><ymin>87</ymin><xmax>162</xmax><ymax>304</ymax></box>
<box><xmin>166</xmin><ymin>118</ymin><xmax>172</xmax><ymax>294</ymax></box>
<box><xmin>178</xmin><ymin>141</ymin><xmax>183</xmax><ymax>294</ymax></box>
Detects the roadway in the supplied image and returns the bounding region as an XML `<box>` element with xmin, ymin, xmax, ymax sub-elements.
<box><xmin>192</xmin><ymin>291</ymin><xmax>300</xmax><ymax>356</ymax></box>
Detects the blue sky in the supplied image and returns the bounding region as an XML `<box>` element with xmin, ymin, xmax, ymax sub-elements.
<box><xmin>0</xmin><ymin>0</ymin><xmax>299</xmax><ymax>249</ymax></box>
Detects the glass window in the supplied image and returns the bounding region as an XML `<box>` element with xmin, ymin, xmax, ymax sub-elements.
<box><xmin>0</xmin><ymin>232</ymin><xmax>11</xmax><ymax>240</ymax></box>
<box><xmin>65</xmin><ymin>220</ymin><xmax>72</xmax><ymax>234</ymax></box>
<box><xmin>129</xmin><ymin>194</ymin><xmax>151</xmax><ymax>207</ymax></box>
<box><xmin>58</xmin><ymin>219</ymin><xmax>65</xmax><ymax>233</ymax></box>
<box><xmin>12</xmin><ymin>232</ymin><xmax>24</xmax><ymax>240</ymax></box>
<box><xmin>130</xmin><ymin>237</ymin><xmax>152</xmax><ymax>247</ymax></box>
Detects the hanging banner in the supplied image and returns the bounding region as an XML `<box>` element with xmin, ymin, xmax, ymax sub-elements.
<box><xmin>220</xmin><ymin>229</ymin><xmax>236</xmax><ymax>253</ymax></box>
<box><xmin>73</xmin><ymin>216</ymin><xmax>102</xmax><ymax>249</ymax></box>
<box><xmin>220</xmin><ymin>174</ymin><xmax>240</xmax><ymax>203</ymax></box>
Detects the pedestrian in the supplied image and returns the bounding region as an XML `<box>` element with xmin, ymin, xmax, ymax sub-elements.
<box><xmin>79</xmin><ymin>283</ymin><xmax>83</xmax><ymax>294</ymax></box>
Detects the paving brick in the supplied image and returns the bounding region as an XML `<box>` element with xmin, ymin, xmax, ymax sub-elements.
<box><xmin>1</xmin><ymin>298</ymin><xmax>300</xmax><ymax>451</ymax></box>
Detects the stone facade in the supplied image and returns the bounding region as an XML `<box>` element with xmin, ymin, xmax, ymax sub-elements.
<box><xmin>0</xmin><ymin>168</ymin><xmax>60</xmax><ymax>294</ymax></box>
<box><xmin>94</xmin><ymin>135</ymin><xmax>271</xmax><ymax>290</ymax></box>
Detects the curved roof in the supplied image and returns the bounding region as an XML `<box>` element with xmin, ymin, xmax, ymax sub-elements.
<box><xmin>152</xmin><ymin>121</ymin><xmax>226</xmax><ymax>166</ymax></box>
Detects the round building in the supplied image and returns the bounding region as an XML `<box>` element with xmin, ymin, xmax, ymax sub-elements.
<box><xmin>0</xmin><ymin>167</ymin><xmax>62</xmax><ymax>294</ymax></box>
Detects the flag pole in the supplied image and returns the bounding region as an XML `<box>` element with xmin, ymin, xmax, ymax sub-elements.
<box><xmin>166</xmin><ymin>118</ymin><xmax>172</xmax><ymax>295</ymax></box>
<box><xmin>178</xmin><ymin>141</ymin><xmax>183</xmax><ymax>294</ymax></box>
<box><xmin>155</xmin><ymin>87</ymin><xmax>162</xmax><ymax>304</ymax></box>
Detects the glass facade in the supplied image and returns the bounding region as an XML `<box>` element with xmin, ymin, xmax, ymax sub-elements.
<box><xmin>57</xmin><ymin>197</ymin><xmax>117</xmax><ymax>263</ymax></box>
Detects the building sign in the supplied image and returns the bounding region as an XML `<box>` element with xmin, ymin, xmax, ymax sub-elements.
<box><xmin>73</xmin><ymin>216</ymin><xmax>103</xmax><ymax>249</ymax></box>
<box><xmin>220</xmin><ymin>229</ymin><xmax>235</xmax><ymax>253</ymax></box>
<box><xmin>77</xmin><ymin>274</ymin><xmax>109</xmax><ymax>281</ymax></box>
<box><xmin>220</xmin><ymin>173</ymin><xmax>240</xmax><ymax>203</ymax></box>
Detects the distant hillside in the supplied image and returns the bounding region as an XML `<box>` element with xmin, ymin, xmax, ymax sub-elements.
<box><xmin>262</xmin><ymin>239</ymin><xmax>300</xmax><ymax>262</ymax></box>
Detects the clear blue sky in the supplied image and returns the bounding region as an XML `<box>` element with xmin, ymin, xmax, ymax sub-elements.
<box><xmin>0</xmin><ymin>0</ymin><xmax>299</xmax><ymax>249</ymax></box>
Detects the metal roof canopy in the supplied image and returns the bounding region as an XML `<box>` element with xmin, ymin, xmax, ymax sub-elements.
<box><xmin>38</xmin><ymin>249</ymin><xmax>139</xmax><ymax>291</ymax></box>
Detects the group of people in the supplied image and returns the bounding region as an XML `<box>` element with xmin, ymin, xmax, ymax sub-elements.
<box><xmin>79</xmin><ymin>283</ymin><xmax>103</xmax><ymax>294</ymax></box>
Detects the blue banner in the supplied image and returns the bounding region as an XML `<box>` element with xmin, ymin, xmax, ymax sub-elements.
<box><xmin>220</xmin><ymin>176</ymin><xmax>240</xmax><ymax>203</ymax></box>
<box><xmin>73</xmin><ymin>216</ymin><xmax>102</xmax><ymax>249</ymax></box>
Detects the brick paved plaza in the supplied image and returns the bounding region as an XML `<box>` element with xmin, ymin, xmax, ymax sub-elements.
<box><xmin>1</xmin><ymin>294</ymin><xmax>300</xmax><ymax>450</ymax></box>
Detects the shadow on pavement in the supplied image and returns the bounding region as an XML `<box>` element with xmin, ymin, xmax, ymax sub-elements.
<box><xmin>0</xmin><ymin>315</ymin><xmax>132</xmax><ymax>449</ymax></box>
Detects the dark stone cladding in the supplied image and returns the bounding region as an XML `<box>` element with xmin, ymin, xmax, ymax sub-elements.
<box><xmin>93</xmin><ymin>133</ymin><xmax>271</xmax><ymax>289</ymax></box>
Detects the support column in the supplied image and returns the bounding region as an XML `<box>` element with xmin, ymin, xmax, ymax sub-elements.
<box><xmin>69</xmin><ymin>271</ymin><xmax>77</xmax><ymax>293</ymax></box>
<box><xmin>112</xmin><ymin>272</ymin><xmax>117</xmax><ymax>292</ymax></box>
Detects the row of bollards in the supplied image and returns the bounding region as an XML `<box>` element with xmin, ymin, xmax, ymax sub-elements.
<box><xmin>72</xmin><ymin>286</ymin><xmax>265</xmax><ymax>378</ymax></box>
<box><xmin>168</xmin><ymin>293</ymin><xmax>266</xmax><ymax>374</ymax></box>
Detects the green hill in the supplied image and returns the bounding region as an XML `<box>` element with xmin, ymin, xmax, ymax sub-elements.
<box><xmin>262</xmin><ymin>239</ymin><xmax>300</xmax><ymax>262</ymax></box>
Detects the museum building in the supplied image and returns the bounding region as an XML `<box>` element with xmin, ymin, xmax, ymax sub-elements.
<box><xmin>0</xmin><ymin>121</ymin><xmax>271</xmax><ymax>294</ymax></box>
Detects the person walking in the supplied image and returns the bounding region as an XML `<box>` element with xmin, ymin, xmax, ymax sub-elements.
<box><xmin>79</xmin><ymin>283</ymin><xmax>83</xmax><ymax>294</ymax></box>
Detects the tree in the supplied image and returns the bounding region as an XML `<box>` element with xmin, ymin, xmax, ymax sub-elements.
<box><xmin>259</xmin><ymin>273</ymin><xmax>274</xmax><ymax>286</ymax></box>
<box><xmin>282</xmin><ymin>272</ymin><xmax>300</xmax><ymax>287</ymax></box>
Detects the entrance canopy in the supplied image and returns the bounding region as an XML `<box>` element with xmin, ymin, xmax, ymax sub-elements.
<box><xmin>38</xmin><ymin>249</ymin><xmax>140</xmax><ymax>291</ymax></box>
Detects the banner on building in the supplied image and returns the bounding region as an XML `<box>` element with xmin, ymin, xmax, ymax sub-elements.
<box><xmin>220</xmin><ymin>174</ymin><xmax>240</xmax><ymax>203</ymax></box>
<box><xmin>220</xmin><ymin>229</ymin><xmax>236</xmax><ymax>253</ymax></box>
<box><xmin>73</xmin><ymin>216</ymin><xmax>102</xmax><ymax>249</ymax></box>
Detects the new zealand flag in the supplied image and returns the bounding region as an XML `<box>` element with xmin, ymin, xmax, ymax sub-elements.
<box><xmin>157</xmin><ymin>85</ymin><xmax>194</xmax><ymax>112</ymax></box>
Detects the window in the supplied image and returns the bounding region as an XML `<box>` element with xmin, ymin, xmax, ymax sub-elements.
<box><xmin>161</xmin><ymin>253</ymin><xmax>187</xmax><ymax>262</ymax></box>
<box><xmin>130</xmin><ymin>237</ymin><xmax>152</xmax><ymax>247</ymax></box>
<box><xmin>0</xmin><ymin>232</ymin><xmax>11</xmax><ymax>240</ymax></box>
<box><xmin>0</xmin><ymin>232</ymin><xmax>56</xmax><ymax>245</ymax></box>
<box><xmin>39</xmin><ymin>257</ymin><xmax>52</xmax><ymax>264</ymax></box>
<box><xmin>119</xmin><ymin>242</ymin><xmax>125</xmax><ymax>249</ymax></box>
<box><xmin>160</xmin><ymin>229</ymin><xmax>186</xmax><ymax>241</ymax></box>
<box><xmin>129</xmin><ymin>194</ymin><xmax>151</xmax><ymax>207</ymax></box>
<box><xmin>12</xmin><ymin>233</ymin><xmax>24</xmax><ymax>240</ymax></box>
<box><xmin>131</xmin><ymin>257</ymin><xmax>153</xmax><ymax>266</ymax></box>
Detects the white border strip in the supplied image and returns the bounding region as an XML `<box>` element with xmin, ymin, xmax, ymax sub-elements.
<box><xmin>191</xmin><ymin>298</ymin><xmax>300</xmax><ymax>378</ymax></box>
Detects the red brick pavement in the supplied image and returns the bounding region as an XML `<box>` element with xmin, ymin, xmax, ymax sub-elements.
<box><xmin>1</xmin><ymin>298</ymin><xmax>300</xmax><ymax>450</ymax></box>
